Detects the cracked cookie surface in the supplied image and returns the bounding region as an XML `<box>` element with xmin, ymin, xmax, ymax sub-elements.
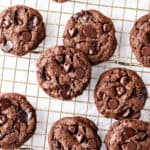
<box><xmin>49</xmin><ymin>116</ymin><xmax>101</xmax><ymax>150</ymax></box>
<box><xmin>36</xmin><ymin>45</ymin><xmax>91</xmax><ymax>100</ymax></box>
<box><xmin>0</xmin><ymin>93</ymin><xmax>36</xmax><ymax>149</ymax></box>
<box><xmin>63</xmin><ymin>9</ymin><xmax>117</xmax><ymax>64</ymax></box>
<box><xmin>94</xmin><ymin>68</ymin><xmax>147</xmax><ymax>120</ymax></box>
<box><xmin>0</xmin><ymin>5</ymin><xmax>45</xmax><ymax>56</ymax></box>
<box><xmin>105</xmin><ymin>119</ymin><xmax>150</xmax><ymax>150</ymax></box>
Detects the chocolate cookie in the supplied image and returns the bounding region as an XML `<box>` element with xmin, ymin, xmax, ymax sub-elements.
<box><xmin>130</xmin><ymin>13</ymin><xmax>150</xmax><ymax>67</ymax></box>
<box><xmin>53</xmin><ymin>0</ymin><xmax>70</xmax><ymax>2</ymax></box>
<box><xmin>94</xmin><ymin>68</ymin><xmax>147</xmax><ymax>120</ymax></box>
<box><xmin>36</xmin><ymin>45</ymin><xmax>91</xmax><ymax>100</ymax></box>
<box><xmin>105</xmin><ymin>119</ymin><xmax>150</xmax><ymax>150</ymax></box>
<box><xmin>0</xmin><ymin>5</ymin><xmax>45</xmax><ymax>56</ymax></box>
<box><xmin>48</xmin><ymin>116</ymin><xmax>101</xmax><ymax>150</ymax></box>
<box><xmin>63</xmin><ymin>10</ymin><xmax>117</xmax><ymax>65</ymax></box>
<box><xmin>0</xmin><ymin>93</ymin><xmax>36</xmax><ymax>149</ymax></box>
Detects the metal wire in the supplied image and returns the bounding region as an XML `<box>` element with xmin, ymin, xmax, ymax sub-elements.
<box><xmin>0</xmin><ymin>0</ymin><xmax>150</xmax><ymax>149</ymax></box>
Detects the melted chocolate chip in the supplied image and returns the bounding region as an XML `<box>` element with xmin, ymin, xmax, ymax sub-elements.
<box><xmin>68</xmin><ymin>28</ymin><xmax>78</xmax><ymax>37</ymax></box>
<box><xmin>59</xmin><ymin>84</ymin><xmax>70</xmax><ymax>98</ymax></box>
<box><xmin>123</xmin><ymin>127</ymin><xmax>136</xmax><ymax>140</ymax></box>
<box><xmin>122</xmin><ymin>108</ymin><xmax>132</xmax><ymax>118</ymax></box>
<box><xmin>22</xmin><ymin>32</ymin><xmax>32</xmax><ymax>42</ymax></box>
<box><xmin>107</xmin><ymin>99</ymin><xmax>119</xmax><ymax>109</ymax></box>
<box><xmin>76</xmin><ymin>132</ymin><xmax>85</xmax><ymax>143</ymax></box>
<box><xmin>103</xmin><ymin>23</ymin><xmax>112</xmax><ymax>32</ymax></box>
<box><xmin>18</xmin><ymin>109</ymin><xmax>27</xmax><ymax>123</ymax></box>
<box><xmin>64</xmin><ymin>62</ymin><xmax>72</xmax><ymax>72</ymax></box>
<box><xmin>141</xmin><ymin>46</ymin><xmax>150</xmax><ymax>56</ymax></box>
<box><xmin>0</xmin><ymin>98</ymin><xmax>11</xmax><ymax>111</ymax></box>
<box><xmin>116</xmin><ymin>86</ymin><xmax>126</xmax><ymax>96</ymax></box>
<box><xmin>120</xmin><ymin>76</ymin><xmax>129</xmax><ymax>85</ymax></box>
<box><xmin>0</xmin><ymin>114</ymin><xmax>7</xmax><ymax>125</ymax></box>
<box><xmin>75</xmin><ymin>68</ymin><xmax>85</xmax><ymax>79</ymax></box>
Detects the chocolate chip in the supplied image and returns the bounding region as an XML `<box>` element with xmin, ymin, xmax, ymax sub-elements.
<box><xmin>107</xmin><ymin>99</ymin><xmax>119</xmax><ymax>109</ymax></box>
<box><xmin>55</xmin><ymin>55</ymin><xmax>64</xmax><ymax>64</ymax></box>
<box><xmin>75</xmin><ymin>68</ymin><xmax>85</xmax><ymax>79</ymax></box>
<box><xmin>59</xmin><ymin>84</ymin><xmax>70</xmax><ymax>98</ymax></box>
<box><xmin>78</xmin><ymin>15</ymin><xmax>88</xmax><ymax>24</ymax></box>
<box><xmin>22</xmin><ymin>32</ymin><xmax>32</xmax><ymax>42</ymax></box>
<box><xmin>120</xmin><ymin>76</ymin><xmax>129</xmax><ymax>85</ymax></box>
<box><xmin>64</xmin><ymin>62</ymin><xmax>71</xmax><ymax>72</ymax></box>
<box><xmin>141</xmin><ymin>47</ymin><xmax>150</xmax><ymax>56</ymax></box>
<box><xmin>126</xmin><ymin>142</ymin><xmax>137</xmax><ymax>150</ymax></box>
<box><xmin>83</xmin><ymin>25</ymin><xmax>97</xmax><ymax>37</ymax></box>
<box><xmin>103</xmin><ymin>23</ymin><xmax>112</xmax><ymax>32</ymax></box>
<box><xmin>33</xmin><ymin>16</ymin><xmax>39</xmax><ymax>26</ymax></box>
<box><xmin>2</xmin><ymin>20</ymin><xmax>10</xmax><ymax>28</ymax></box>
<box><xmin>116</xmin><ymin>86</ymin><xmax>126</xmax><ymax>96</ymax></box>
<box><xmin>68</xmin><ymin>125</ymin><xmax>77</xmax><ymax>134</ymax></box>
<box><xmin>0</xmin><ymin>115</ymin><xmax>7</xmax><ymax>125</ymax></box>
<box><xmin>0</xmin><ymin>40</ymin><xmax>13</xmax><ymax>52</ymax></box>
<box><xmin>88</xmin><ymin>41</ymin><xmax>98</xmax><ymax>55</ymax></box>
<box><xmin>122</xmin><ymin>108</ymin><xmax>131</xmax><ymax>118</ymax></box>
<box><xmin>18</xmin><ymin>109</ymin><xmax>27</xmax><ymax>122</ymax></box>
<box><xmin>0</xmin><ymin>98</ymin><xmax>11</xmax><ymax>111</ymax></box>
<box><xmin>123</xmin><ymin>127</ymin><xmax>136</xmax><ymax>140</ymax></box>
<box><xmin>53</xmin><ymin>141</ymin><xmax>61</xmax><ymax>149</ymax></box>
<box><xmin>136</xmin><ymin>87</ymin><xmax>147</xmax><ymax>101</ymax></box>
<box><xmin>68</xmin><ymin>28</ymin><xmax>78</xmax><ymax>37</ymax></box>
<box><xmin>76</xmin><ymin>132</ymin><xmax>84</xmax><ymax>143</ymax></box>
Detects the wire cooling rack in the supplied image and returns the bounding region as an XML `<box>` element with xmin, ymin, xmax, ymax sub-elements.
<box><xmin>0</xmin><ymin>0</ymin><xmax>150</xmax><ymax>149</ymax></box>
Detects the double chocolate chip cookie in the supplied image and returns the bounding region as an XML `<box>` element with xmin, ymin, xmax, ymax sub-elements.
<box><xmin>0</xmin><ymin>5</ymin><xmax>45</xmax><ymax>56</ymax></box>
<box><xmin>0</xmin><ymin>93</ymin><xmax>36</xmax><ymax>149</ymax></box>
<box><xmin>36</xmin><ymin>46</ymin><xmax>91</xmax><ymax>100</ymax></box>
<box><xmin>63</xmin><ymin>10</ymin><xmax>117</xmax><ymax>64</ymax></box>
<box><xmin>94</xmin><ymin>68</ymin><xmax>147</xmax><ymax>120</ymax></box>
<box><xmin>130</xmin><ymin>13</ymin><xmax>150</xmax><ymax>67</ymax></box>
<box><xmin>105</xmin><ymin>119</ymin><xmax>150</xmax><ymax>150</ymax></box>
<box><xmin>48</xmin><ymin>116</ymin><xmax>101</xmax><ymax>150</ymax></box>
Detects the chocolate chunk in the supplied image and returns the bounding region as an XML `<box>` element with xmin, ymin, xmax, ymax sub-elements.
<box><xmin>76</xmin><ymin>132</ymin><xmax>85</xmax><ymax>143</ymax></box>
<box><xmin>68</xmin><ymin>28</ymin><xmax>78</xmax><ymax>37</ymax></box>
<box><xmin>107</xmin><ymin>99</ymin><xmax>119</xmax><ymax>109</ymax></box>
<box><xmin>18</xmin><ymin>109</ymin><xmax>27</xmax><ymax>122</ymax></box>
<box><xmin>68</xmin><ymin>125</ymin><xmax>77</xmax><ymax>134</ymax></box>
<box><xmin>120</xmin><ymin>76</ymin><xmax>129</xmax><ymax>85</ymax></box>
<box><xmin>75</xmin><ymin>68</ymin><xmax>85</xmax><ymax>79</ymax></box>
<box><xmin>0</xmin><ymin>115</ymin><xmax>7</xmax><ymax>125</ymax></box>
<box><xmin>103</xmin><ymin>23</ymin><xmax>112</xmax><ymax>32</ymax></box>
<box><xmin>64</xmin><ymin>62</ymin><xmax>71</xmax><ymax>72</ymax></box>
<box><xmin>126</xmin><ymin>142</ymin><xmax>137</xmax><ymax>150</ymax></box>
<box><xmin>22</xmin><ymin>32</ymin><xmax>32</xmax><ymax>42</ymax></box>
<box><xmin>123</xmin><ymin>127</ymin><xmax>136</xmax><ymax>140</ymax></box>
<box><xmin>116</xmin><ymin>86</ymin><xmax>126</xmax><ymax>96</ymax></box>
<box><xmin>0</xmin><ymin>40</ymin><xmax>13</xmax><ymax>52</ymax></box>
<box><xmin>122</xmin><ymin>108</ymin><xmax>131</xmax><ymax>118</ymax></box>
<box><xmin>55</xmin><ymin>55</ymin><xmax>64</xmax><ymax>64</ymax></box>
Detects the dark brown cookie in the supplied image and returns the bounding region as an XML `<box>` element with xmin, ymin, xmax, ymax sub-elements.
<box><xmin>94</xmin><ymin>68</ymin><xmax>147</xmax><ymax>120</ymax></box>
<box><xmin>105</xmin><ymin>119</ymin><xmax>150</xmax><ymax>150</ymax></box>
<box><xmin>0</xmin><ymin>5</ymin><xmax>45</xmax><ymax>56</ymax></box>
<box><xmin>63</xmin><ymin>9</ymin><xmax>117</xmax><ymax>65</ymax></box>
<box><xmin>48</xmin><ymin>116</ymin><xmax>101</xmax><ymax>150</ymax></box>
<box><xmin>53</xmin><ymin>0</ymin><xmax>70</xmax><ymax>2</ymax></box>
<box><xmin>130</xmin><ymin>13</ymin><xmax>150</xmax><ymax>67</ymax></box>
<box><xmin>36</xmin><ymin>45</ymin><xmax>91</xmax><ymax>100</ymax></box>
<box><xmin>0</xmin><ymin>93</ymin><xmax>36</xmax><ymax>149</ymax></box>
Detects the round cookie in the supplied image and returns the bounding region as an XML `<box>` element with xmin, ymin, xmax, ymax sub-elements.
<box><xmin>53</xmin><ymin>0</ymin><xmax>70</xmax><ymax>2</ymax></box>
<box><xmin>94</xmin><ymin>68</ymin><xmax>147</xmax><ymax>120</ymax></box>
<box><xmin>130</xmin><ymin>13</ymin><xmax>150</xmax><ymax>67</ymax></box>
<box><xmin>36</xmin><ymin>45</ymin><xmax>91</xmax><ymax>100</ymax></box>
<box><xmin>0</xmin><ymin>93</ymin><xmax>36</xmax><ymax>149</ymax></box>
<box><xmin>63</xmin><ymin>9</ymin><xmax>117</xmax><ymax>65</ymax></box>
<box><xmin>0</xmin><ymin>5</ymin><xmax>45</xmax><ymax>56</ymax></box>
<box><xmin>105</xmin><ymin>119</ymin><xmax>150</xmax><ymax>150</ymax></box>
<box><xmin>48</xmin><ymin>116</ymin><xmax>101</xmax><ymax>150</ymax></box>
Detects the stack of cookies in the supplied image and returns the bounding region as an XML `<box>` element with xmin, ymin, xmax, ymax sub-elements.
<box><xmin>0</xmin><ymin>1</ymin><xmax>150</xmax><ymax>149</ymax></box>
